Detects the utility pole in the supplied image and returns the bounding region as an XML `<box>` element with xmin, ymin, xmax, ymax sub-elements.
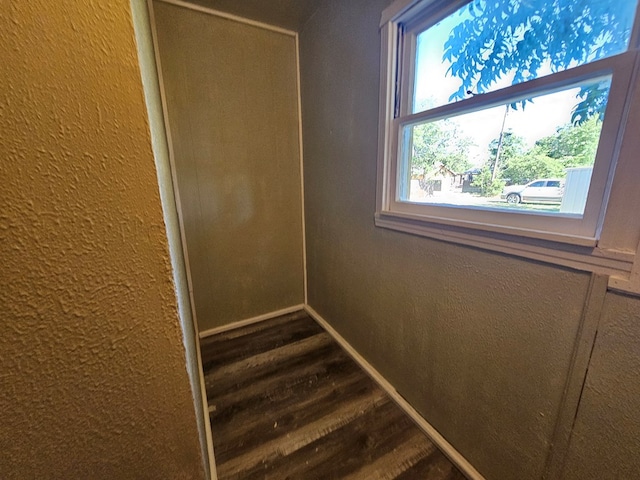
<box><xmin>491</xmin><ymin>105</ymin><xmax>509</xmax><ymax>182</ymax></box>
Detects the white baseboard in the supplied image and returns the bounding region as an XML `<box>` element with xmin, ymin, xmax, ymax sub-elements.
<box><xmin>304</xmin><ymin>305</ymin><xmax>485</xmax><ymax>480</ymax></box>
<box><xmin>198</xmin><ymin>304</ymin><xmax>305</xmax><ymax>339</ymax></box>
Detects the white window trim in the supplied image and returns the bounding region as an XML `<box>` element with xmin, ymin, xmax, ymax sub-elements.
<box><xmin>376</xmin><ymin>0</ymin><xmax>640</xmax><ymax>292</ymax></box>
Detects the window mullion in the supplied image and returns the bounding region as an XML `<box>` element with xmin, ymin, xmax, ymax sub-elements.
<box><xmin>397</xmin><ymin>51</ymin><xmax>633</xmax><ymax>129</ymax></box>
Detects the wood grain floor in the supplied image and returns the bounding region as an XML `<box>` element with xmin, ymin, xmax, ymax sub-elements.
<box><xmin>201</xmin><ymin>311</ymin><xmax>467</xmax><ymax>480</ymax></box>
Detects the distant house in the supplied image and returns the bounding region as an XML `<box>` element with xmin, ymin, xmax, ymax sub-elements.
<box><xmin>416</xmin><ymin>163</ymin><xmax>461</xmax><ymax>195</ymax></box>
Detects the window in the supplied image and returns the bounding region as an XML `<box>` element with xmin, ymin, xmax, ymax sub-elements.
<box><xmin>377</xmin><ymin>0</ymin><xmax>640</xmax><ymax>288</ymax></box>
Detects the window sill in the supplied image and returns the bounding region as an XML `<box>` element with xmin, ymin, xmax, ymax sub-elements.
<box><xmin>374</xmin><ymin>210</ymin><xmax>635</xmax><ymax>280</ymax></box>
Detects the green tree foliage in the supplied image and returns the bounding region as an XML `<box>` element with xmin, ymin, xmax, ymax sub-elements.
<box><xmin>484</xmin><ymin>130</ymin><xmax>567</xmax><ymax>185</ymax></box>
<box><xmin>411</xmin><ymin>120</ymin><xmax>473</xmax><ymax>175</ymax></box>
<box><xmin>535</xmin><ymin>116</ymin><xmax>602</xmax><ymax>167</ymax></box>
<box><xmin>473</xmin><ymin>167</ymin><xmax>506</xmax><ymax>196</ymax></box>
<box><xmin>473</xmin><ymin>131</ymin><xmax>528</xmax><ymax>193</ymax></box>
<box><xmin>475</xmin><ymin>118</ymin><xmax>603</xmax><ymax>190</ymax></box>
<box><xmin>443</xmin><ymin>0</ymin><xmax>636</xmax><ymax>123</ymax></box>
<box><xmin>502</xmin><ymin>149</ymin><xmax>566</xmax><ymax>185</ymax></box>
<box><xmin>486</xmin><ymin>130</ymin><xmax>527</xmax><ymax>175</ymax></box>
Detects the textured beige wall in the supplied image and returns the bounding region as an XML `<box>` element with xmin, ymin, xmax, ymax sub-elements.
<box><xmin>0</xmin><ymin>1</ymin><xmax>205</xmax><ymax>478</ymax></box>
<box><xmin>152</xmin><ymin>1</ymin><xmax>304</xmax><ymax>331</ymax></box>
<box><xmin>298</xmin><ymin>1</ymin><xmax>605</xmax><ymax>479</ymax></box>
<box><xmin>562</xmin><ymin>292</ymin><xmax>640</xmax><ymax>479</ymax></box>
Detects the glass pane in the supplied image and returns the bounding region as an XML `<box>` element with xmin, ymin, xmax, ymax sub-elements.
<box><xmin>402</xmin><ymin>78</ymin><xmax>612</xmax><ymax>216</ymax></box>
<box><xmin>412</xmin><ymin>0</ymin><xmax>637</xmax><ymax>113</ymax></box>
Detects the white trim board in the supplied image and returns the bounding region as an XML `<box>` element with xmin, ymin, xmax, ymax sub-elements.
<box><xmin>144</xmin><ymin>1</ymin><xmax>217</xmax><ymax>478</ymax></box>
<box><xmin>295</xmin><ymin>33</ymin><xmax>309</xmax><ymax>306</ymax></box>
<box><xmin>198</xmin><ymin>304</ymin><xmax>305</xmax><ymax>339</ymax></box>
<box><xmin>304</xmin><ymin>305</ymin><xmax>486</xmax><ymax>480</ymax></box>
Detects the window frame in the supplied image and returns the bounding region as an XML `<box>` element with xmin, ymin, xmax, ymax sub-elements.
<box><xmin>376</xmin><ymin>0</ymin><xmax>640</xmax><ymax>288</ymax></box>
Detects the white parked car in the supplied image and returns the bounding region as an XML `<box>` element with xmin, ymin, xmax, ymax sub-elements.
<box><xmin>501</xmin><ymin>179</ymin><xmax>565</xmax><ymax>204</ymax></box>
